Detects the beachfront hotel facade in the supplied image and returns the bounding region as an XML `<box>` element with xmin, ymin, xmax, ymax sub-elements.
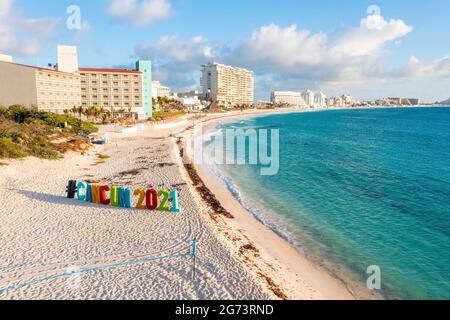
<box><xmin>152</xmin><ymin>81</ymin><xmax>171</xmax><ymax>98</ymax></box>
<box><xmin>314</xmin><ymin>91</ymin><xmax>327</xmax><ymax>107</ymax></box>
<box><xmin>271</xmin><ymin>91</ymin><xmax>307</xmax><ymax>107</ymax></box>
<box><xmin>0</xmin><ymin>46</ymin><xmax>153</xmax><ymax>119</ymax></box>
<box><xmin>79</xmin><ymin>67</ymin><xmax>146</xmax><ymax>117</ymax></box>
<box><xmin>79</xmin><ymin>67</ymin><xmax>142</xmax><ymax>110</ymax></box>
<box><xmin>201</xmin><ymin>62</ymin><xmax>254</xmax><ymax>106</ymax></box>
<box><xmin>302</xmin><ymin>89</ymin><xmax>315</xmax><ymax>107</ymax></box>
<box><xmin>0</xmin><ymin>59</ymin><xmax>82</xmax><ymax>114</ymax></box>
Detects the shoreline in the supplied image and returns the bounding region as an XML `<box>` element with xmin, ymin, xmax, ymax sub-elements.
<box><xmin>176</xmin><ymin>107</ymin><xmax>359</xmax><ymax>300</ymax></box>
<box><xmin>0</xmin><ymin>105</ymin><xmax>405</xmax><ymax>299</ymax></box>
<box><xmin>0</xmin><ymin>124</ymin><xmax>273</xmax><ymax>299</ymax></box>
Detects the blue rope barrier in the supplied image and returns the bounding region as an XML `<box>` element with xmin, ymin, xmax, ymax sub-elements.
<box><xmin>0</xmin><ymin>240</ymin><xmax>198</xmax><ymax>294</ymax></box>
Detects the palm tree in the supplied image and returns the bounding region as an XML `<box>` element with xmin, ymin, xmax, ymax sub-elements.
<box><xmin>101</xmin><ymin>110</ymin><xmax>111</xmax><ymax>124</ymax></box>
<box><xmin>84</xmin><ymin>106</ymin><xmax>95</xmax><ymax>122</ymax></box>
<box><xmin>94</xmin><ymin>107</ymin><xmax>102</xmax><ymax>122</ymax></box>
<box><xmin>77</xmin><ymin>106</ymin><xmax>84</xmax><ymax>119</ymax></box>
<box><xmin>118</xmin><ymin>107</ymin><xmax>126</xmax><ymax>119</ymax></box>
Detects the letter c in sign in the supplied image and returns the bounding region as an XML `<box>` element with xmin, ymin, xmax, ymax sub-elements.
<box><xmin>100</xmin><ymin>186</ymin><xmax>110</xmax><ymax>205</ymax></box>
<box><xmin>77</xmin><ymin>182</ymin><xmax>87</xmax><ymax>201</ymax></box>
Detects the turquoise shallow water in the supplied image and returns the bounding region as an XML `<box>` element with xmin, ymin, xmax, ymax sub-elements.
<box><xmin>213</xmin><ymin>107</ymin><xmax>450</xmax><ymax>300</ymax></box>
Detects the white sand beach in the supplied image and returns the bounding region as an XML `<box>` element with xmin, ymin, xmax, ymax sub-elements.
<box><xmin>0</xmin><ymin>108</ymin><xmax>355</xmax><ymax>300</ymax></box>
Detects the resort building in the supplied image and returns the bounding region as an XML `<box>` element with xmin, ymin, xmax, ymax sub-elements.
<box><xmin>79</xmin><ymin>68</ymin><xmax>142</xmax><ymax>111</ymax></box>
<box><xmin>1</xmin><ymin>45</ymin><xmax>153</xmax><ymax>119</ymax></box>
<box><xmin>401</xmin><ymin>98</ymin><xmax>420</xmax><ymax>106</ymax></box>
<box><xmin>0</xmin><ymin>54</ymin><xmax>13</xmax><ymax>63</ymax></box>
<box><xmin>314</xmin><ymin>91</ymin><xmax>327</xmax><ymax>107</ymax></box>
<box><xmin>271</xmin><ymin>91</ymin><xmax>306</xmax><ymax>107</ymax></box>
<box><xmin>177</xmin><ymin>96</ymin><xmax>203</xmax><ymax>111</ymax></box>
<box><xmin>178</xmin><ymin>90</ymin><xmax>202</xmax><ymax>99</ymax></box>
<box><xmin>342</xmin><ymin>95</ymin><xmax>355</xmax><ymax>105</ymax></box>
<box><xmin>57</xmin><ymin>45</ymin><xmax>79</xmax><ymax>74</ymax></box>
<box><xmin>377</xmin><ymin>97</ymin><xmax>420</xmax><ymax>106</ymax></box>
<box><xmin>0</xmin><ymin>60</ymin><xmax>81</xmax><ymax>113</ymax></box>
<box><xmin>327</xmin><ymin>97</ymin><xmax>343</xmax><ymax>107</ymax></box>
<box><xmin>79</xmin><ymin>60</ymin><xmax>152</xmax><ymax>119</ymax></box>
<box><xmin>152</xmin><ymin>81</ymin><xmax>171</xmax><ymax>98</ymax></box>
<box><xmin>302</xmin><ymin>89</ymin><xmax>315</xmax><ymax>107</ymax></box>
<box><xmin>136</xmin><ymin>60</ymin><xmax>153</xmax><ymax>118</ymax></box>
<box><xmin>201</xmin><ymin>62</ymin><xmax>254</xmax><ymax>106</ymax></box>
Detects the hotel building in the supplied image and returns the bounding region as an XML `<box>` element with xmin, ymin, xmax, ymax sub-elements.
<box><xmin>302</xmin><ymin>89</ymin><xmax>315</xmax><ymax>107</ymax></box>
<box><xmin>201</xmin><ymin>62</ymin><xmax>254</xmax><ymax>106</ymax></box>
<box><xmin>136</xmin><ymin>60</ymin><xmax>153</xmax><ymax>118</ymax></box>
<box><xmin>271</xmin><ymin>91</ymin><xmax>306</xmax><ymax>107</ymax></box>
<box><xmin>314</xmin><ymin>91</ymin><xmax>327</xmax><ymax>107</ymax></box>
<box><xmin>0</xmin><ymin>46</ymin><xmax>153</xmax><ymax>119</ymax></box>
<box><xmin>0</xmin><ymin>60</ymin><xmax>81</xmax><ymax>114</ymax></box>
<box><xmin>79</xmin><ymin>66</ymin><xmax>149</xmax><ymax>118</ymax></box>
<box><xmin>152</xmin><ymin>81</ymin><xmax>171</xmax><ymax>98</ymax></box>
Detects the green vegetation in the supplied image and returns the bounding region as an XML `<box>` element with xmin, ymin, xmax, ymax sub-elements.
<box><xmin>93</xmin><ymin>154</ymin><xmax>112</xmax><ymax>166</ymax></box>
<box><xmin>67</xmin><ymin>106</ymin><xmax>137</xmax><ymax>125</ymax></box>
<box><xmin>1</xmin><ymin>105</ymin><xmax>97</xmax><ymax>134</ymax></box>
<box><xmin>0</xmin><ymin>105</ymin><xmax>98</xmax><ymax>160</ymax></box>
<box><xmin>97</xmin><ymin>154</ymin><xmax>111</xmax><ymax>160</ymax></box>
<box><xmin>151</xmin><ymin>111</ymin><xmax>187</xmax><ymax>122</ymax></box>
<box><xmin>153</xmin><ymin>97</ymin><xmax>187</xmax><ymax>114</ymax></box>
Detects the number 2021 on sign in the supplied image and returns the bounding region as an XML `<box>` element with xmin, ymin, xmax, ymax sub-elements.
<box><xmin>66</xmin><ymin>180</ymin><xmax>181</xmax><ymax>213</ymax></box>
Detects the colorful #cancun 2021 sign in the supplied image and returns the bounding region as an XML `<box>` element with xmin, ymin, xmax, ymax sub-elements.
<box><xmin>66</xmin><ymin>180</ymin><xmax>181</xmax><ymax>212</ymax></box>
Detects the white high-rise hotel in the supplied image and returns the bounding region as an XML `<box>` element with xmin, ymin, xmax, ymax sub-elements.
<box><xmin>314</xmin><ymin>91</ymin><xmax>327</xmax><ymax>107</ymax></box>
<box><xmin>271</xmin><ymin>91</ymin><xmax>306</xmax><ymax>107</ymax></box>
<box><xmin>302</xmin><ymin>89</ymin><xmax>315</xmax><ymax>106</ymax></box>
<box><xmin>201</xmin><ymin>63</ymin><xmax>254</xmax><ymax>106</ymax></box>
<box><xmin>271</xmin><ymin>89</ymin><xmax>327</xmax><ymax>107</ymax></box>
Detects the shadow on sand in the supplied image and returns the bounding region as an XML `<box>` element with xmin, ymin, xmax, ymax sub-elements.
<box><xmin>15</xmin><ymin>189</ymin><xmax>130</xmax><ymax>211</ymax></box>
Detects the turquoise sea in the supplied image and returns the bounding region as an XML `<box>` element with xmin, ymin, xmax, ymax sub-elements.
<box><xmin>211</xmin><ymin>107</ymin><xmax>450</xmax><ymax>300</ymax></box>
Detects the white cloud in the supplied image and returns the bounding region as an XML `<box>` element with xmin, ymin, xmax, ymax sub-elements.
<box><xmin>108</xmin><ymin>0</ymin><xmax>171</xmax><ymax>27</ymax></box>
<box><xmin>132</xmin><ymin>10</ymin><xmax>449</xmax><ymax>99</ymax></box>
<box><xmin>231</xmin><ymin>13</ymin><xmax>413</xmax><ymax>83</ymax></box>
<box><xmin>0</xmin><ymin>0</ymin><xmax>59</xmax><ymax>56</ymax></box>
<box><xmin>136</xmin><ymin>35</ymin><xmax>217</xmax><ymax>62</ymax></box>
<box><xmin>135</xmin><ymin>35</ymin><xmax>217</xmax><ymax>91</ymax></box>
<box><xmin>0</xmin><ymin>0</ymin><xmax>11</xmax><ymax>16</ymax></box>
<box><xmin>390</xmin><ymin>55</ymin><xmax>450</xmax><ymax>78</ymax></box>
<box><xmin>235</xmin><ymin>24</ymin><xmax>328</xmax><ymax>68</ymax></box>
<box><xmin>74</xmin><ymin>21</ymin><xmax>93</xmax><ymax>42</ymax></box>
<box><xmin>331</xmin><ymin>15</ymin><xmax>412</xmax><ymax>57</ymax></box>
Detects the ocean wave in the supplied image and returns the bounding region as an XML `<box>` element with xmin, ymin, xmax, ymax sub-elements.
<box><xmin>202</xmin><ymin>159</ymin><xmax>304</xmax><ymax>254</ymax></box>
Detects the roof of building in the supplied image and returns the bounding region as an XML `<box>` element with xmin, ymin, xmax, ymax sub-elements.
<box><xmin>79</xmin><ymin>67</ymin><xmax>142</xmax><ymax>74</ymax></box>
<box><xmin>202</xmin><ymin>62</ymin><xmax>253</xmax><ymax>74</ymax></box>
<box><xmin>0</xmin><ymin>60</ymin><xmax>77</xmax><ymax>76</ymax></box>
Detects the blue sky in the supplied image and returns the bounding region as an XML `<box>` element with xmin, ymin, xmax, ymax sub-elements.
<box><xmin>2</xmin><ymin>0</ymin><xmax>450</xmax><ymax>101</ymax></box>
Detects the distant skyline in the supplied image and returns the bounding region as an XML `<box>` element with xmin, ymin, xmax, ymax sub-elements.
<box><xmin>1</xmin><ymin>0</ymin><xmax>450</xmax><ymax>102</ymax></box>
